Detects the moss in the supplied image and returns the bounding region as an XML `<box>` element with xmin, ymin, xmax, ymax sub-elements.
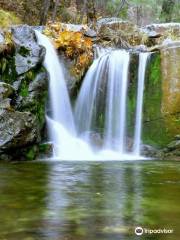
<box><xmin>0</xmin><ymin>54</ymin><xmax>17</xmax><ymax>84</ymax></box>
<box><xmin>32</xmin><ymin>90</ymin><xmax>48</xmax><ymax>129</ymax></box>
<box><xmin>127</xmin><ymin>52</ymin><xmax>173</xmax><ymax>148</ymax></box>
<box><xmin>142</xmin><ymin>52</ymin><xmax>171</xmax><ymax>147</ymax></box>
<box><xmin>20</xmin><ymin>80</ymin><xmax>29</xmax><ymax>97</ymax></box>
<box><xmin>26</xmin><ymin>147</ymin><xmax>37</xmax><ymax>160</ymax></box>
<box><xmin>18</xmin><ymin>66</ymin><xmax>48</xmax><ymax>130</ymax></box>
<box><xmin>39</xmin><ymin>143</ymin><xmax>52</xmax><ymax>155</ymax></box>
<box><xmin>127</xmin><ymin>53</ymin><xmax>138</xmax><ymax>138</ymax></box>
<box><xmin>144</xmin><ymin>53</ymin><xmax>162</xmax><ymax>121</ymax></box>
<box><xmin>19</xmin><ymin>70</ymin><xmax>34</xmax><ymax>97</ymax></box>
<box><xmin>18</xmin><ymin>46</ymin><xmax>30</xmax><ymax>57</ymax></box>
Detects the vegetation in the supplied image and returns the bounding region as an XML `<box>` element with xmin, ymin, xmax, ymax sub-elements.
<box><xmin>0</xmin><ymin>9</ymin><xmax>21</xmax><ymax>28</ymax></box>
<box><xmin>44</xmin><ymin>22</ymin><xmax>93</xmax><ymax>78</ymax></box>
<box><xmin>0</xmin><ymin>0</ymin><xmax>180</xmax><ymax>27</ymax></box>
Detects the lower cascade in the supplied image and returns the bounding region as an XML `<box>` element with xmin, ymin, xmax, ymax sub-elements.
<box><xmin>36</xmin><ymin>32</ymin><xmax>150</xmax><ymax>160</ymax></box>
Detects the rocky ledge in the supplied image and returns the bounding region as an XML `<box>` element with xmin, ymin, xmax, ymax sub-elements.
<box><xmin>0</xmin><ymin>25</ymin><xmax>48</xmax><ymax>160</ymax></box>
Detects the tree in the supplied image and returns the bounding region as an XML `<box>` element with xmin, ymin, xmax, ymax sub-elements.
<box><xmin>86</xmin><ymin>0</ymin><xmax>97</xmax><ymax>25</ymax></box>
<box><xmin>116</xmin><ymin>0</ymin><xmax>129</xmax><ymax>17</ymax></box>
<box><xmin>161</xmin><ymin>0</ymin><xmax>175</xmax><ymax>22</ymax></box>
<box><xmin>52</xmin><ymin>0</ymin><xmax>60</xmax><ymax>22</ymax></box>
<box><xmin>39</xmin><ymin>0</ymin><xmax>51</xmax><ymax>25</ymax></box>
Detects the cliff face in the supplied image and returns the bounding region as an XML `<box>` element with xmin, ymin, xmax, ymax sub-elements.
<box><xmin>0</xmin><ymin>25</ymin><xmax>48</xmax><ymax>160</ymax></box>
<box><xmin>161</xmin><ymin>42</ymin><xmax>180</xmax><ymax>140</ymax></box>
<box><xmin>142</xmin><ymin>48</ymin><xmax>180</xmax><ymax>148</ymax></box>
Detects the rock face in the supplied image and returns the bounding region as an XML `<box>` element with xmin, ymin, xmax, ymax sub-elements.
<box><xmin>128</xmin><ymin>49</ymin><xmax>180</xmax><ymax>149</ymax></box>
<box><xmin>127</xmin><ymin>48</ymin><xmax>180</xmax><ymax>153</ymax></box>
<box><xmin>0</xmin><ymin>110</ymin><xmax>39</xmax><ymax>150</ymax></box>
<box><xmin>0</xmin><ymin>25</ymin><xmax>48</xmax><ymax>160</ymax></box>
<box><xmin>12</xmin><ymin>25</ymin><xmax>45</xmax><ymax>75</ymax></box>
<box><xmin>96</xmin><ymin>18</ymin><xmax>148</xmax><ymax>48</ymax></box>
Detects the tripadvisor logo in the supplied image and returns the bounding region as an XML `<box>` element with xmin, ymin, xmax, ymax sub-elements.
<box><xmin>135</xmin><ymin>227</ymin><xmax>143</xmax><ymax>236</ymax></box>
<box><xmin>135</xmin><ymin>226</ymin><xmax>174</xmax><ymax>236</ymax></box>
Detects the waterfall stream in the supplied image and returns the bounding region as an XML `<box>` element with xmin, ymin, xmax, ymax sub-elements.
<box><xmin>36</xmin><ymin>32</ymin><xmax>149</xmax><ymax>160</ymax></box>
<box><xmin>133</xmin><ymin>53</ymin><xmax>150</xmax><ymax>155</ymax></box>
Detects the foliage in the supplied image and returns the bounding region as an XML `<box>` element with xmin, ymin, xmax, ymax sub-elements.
<box><xmin>0</xmin><ymin>9</ymin><xmax>21</xmax><ymax>28</ymax></box>
<box><xmin>0</xmin><ymin>0</ymin><xmax>180</xmax><ymax>26</ymax></box>
<box><xmin>158</xmin><ymin>28</ymin><xmax>180</xmax><ymax>44</ymax></box>
<box><xmin>44</xmin><ymin>22</ymin><xmax>93</xmax><ymax>78</ymax></box>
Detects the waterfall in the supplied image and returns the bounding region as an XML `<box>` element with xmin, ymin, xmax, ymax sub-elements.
<box><xmin>104</xmin><ymin>51</ymin><xmax>129</xmax><ymax>152</ymax></box>
<box><xmin>36</xmin><ymin>31</ymin><xmax>149</xmax><ymax>160</ymax></box>
<box><xmin>35</xmin><ymin>31</ymin><xmax>76</xmax><ymax>157</ymax></box>
<box><xmin>133</xmin><ymin>53</ymin><xmax>150</xmax><ymax>155</ymax></box>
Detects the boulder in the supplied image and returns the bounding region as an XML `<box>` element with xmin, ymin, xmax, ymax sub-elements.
<box><xmin>144</xmin><ymin>23</ymin><xmax>180</xmax><ymax>36</ymax></box>
<box><xmin>96</xmin><ymin>18</ymin><xmax>148</xmax><ymax>48</ymax></box>
<box><xmin>0</xmin><ymin>26</ymin><xmax>48</xmax><ymax>160</ymax></box>
<box><xmin>141</xmin><ymin>144</ymin><xmax>162</xmax><ymax>158</ymax></box>
<box><xmin>0</xmin><ymin>110</ymin><xmax>40</xmax><ymax>151</ymax></box>
<box><xmin>11</xmin><ymin>25</ymin><xmax>46</xmax><ymax>75</ymax></box>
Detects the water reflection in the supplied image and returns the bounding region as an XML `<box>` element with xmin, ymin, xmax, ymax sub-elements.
<box><xmin>0</xmin><ymin>161</ymin><xmax>180</xmax><ymax>240</ymax></box>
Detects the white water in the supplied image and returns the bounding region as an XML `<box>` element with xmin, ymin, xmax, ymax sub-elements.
<box><xmin>133</xmin><ymin>53</ymin><xmax>150</xmax><ymax>155</ymax></box>
<box><xmin>35</xmin><ymin>31</ymin><xmax>76</xmax><ymax>156</ymax></box>
<box><xmin>36</xmin><ymin>32</ymin><xmax>149</xmax><ymax>160</ymax></box>
<box><xmin>104</xmin><ymin>51</ymin><xmax>129</xmax><ymax>152</ymax></box>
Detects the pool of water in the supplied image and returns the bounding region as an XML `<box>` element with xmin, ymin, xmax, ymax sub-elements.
<box><xmin>0</xmin><ymin>160</ymin><xmax>180</xmax><ymax>240</ymax></box>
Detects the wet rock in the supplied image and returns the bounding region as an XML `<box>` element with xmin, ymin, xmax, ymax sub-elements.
<box><xmin>0</xmin><ymin>109</ymin><xmax>40</xmax><ymax>151</ymax></box>
<box><xmin>167</xmin><ymin>140</ymin><xmax>180</xmax><ymax>151</ymax></box>
<box><xmin>141</xmin><ymin>144</ymin><xmax>161</xmax><ymax>158</ymax></box>
<box><xmin>39</xmin><ymin>142</ymin><xmax>53</xmax><ymax>158</ymax></box>
<box><xmin>11</xmin><ymin>25</ymin><xmax>46</xmax><ymax>75</ymax></box>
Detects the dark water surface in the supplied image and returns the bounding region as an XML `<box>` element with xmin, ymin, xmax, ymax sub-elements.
<box><xmin>0</xmin><ymin>160</ymin><xmax>180</xmax><ymax>240</ymax></box>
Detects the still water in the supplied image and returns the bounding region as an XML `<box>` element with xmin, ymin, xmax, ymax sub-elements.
<box><xmin>0</xmin><ymin>160</ymin><xmax>180</xmax><ymax>240</ymax></box>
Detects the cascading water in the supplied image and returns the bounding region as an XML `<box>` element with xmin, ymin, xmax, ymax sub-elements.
<box><xmin>133</xmin><ymin>53</ymin><xmax>150</xmax><ymax>155</ymax></box>
<box><xmin>104</xmin><ymin>51</ymin><xmax>129</xmax><ymax>152</ymax></box>
<box><xmin>36</xmin><ymin>31</ymin><xmax>149</xmax><ymax>160</ymax></box>
<box><xmin>75</xmin><ymin>50</ymin><xmax>130</xmax><ymax>154</ymax></box>
<box><xmin>35</xmin><ymin>31</ymin><xmax>76</xmax><ymax>157</ymax></box>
